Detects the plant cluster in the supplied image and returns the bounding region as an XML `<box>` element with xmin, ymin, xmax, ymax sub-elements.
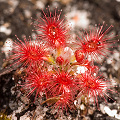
<box><xmin>7</xmin><ymin>7</ymin><xmax>117</xmax><ymax>114</ymax></box>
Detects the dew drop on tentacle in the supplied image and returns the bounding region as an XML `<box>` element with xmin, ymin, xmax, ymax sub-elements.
<box><xmin>48</xmin><ymin>25</ymin><xmax>58</xmax><ymax>39</ymax></box>
<box><xmin>85</xmin><ymin>39</ymin><xmax>99</xmax><ymax>52</ymax></box>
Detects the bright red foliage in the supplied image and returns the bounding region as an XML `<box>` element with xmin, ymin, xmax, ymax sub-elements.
<box><xmin>75</xmin><ymin>49</ymin><xmax>85</xmax><ymax>64</ymax></box>
<box><xmin>54</xmin><ymin>90</ymin><xmax>74</xmax><ymax>112</ymax></box>
<box><xmin>45</xmin><ymin>69</ymin><xmax>78</xmax><ymax>111</ymax></box>
<box><xmin>48</xmin><ymin>69</ymin><xmax>78</xmax><ymax>96</ymax></box>
<box><xmin>77</xmin><ymin>72</ymin><xmax>110</xmax><ymax>108</ymax></box>
<box><xmin>76</xmin><ymin>23</ymin><xmax>115</xmax><ymax>61</ymax></box>
<box><xmin>9</xmin><ymin>37</ymin><xmax>49</xmax><ymax>70</ymax></box>
<box><xmin>5</xmin><ymin>7</ymin><xmax>118</xmax><ymax>114</ymax></box>
<box><xmin>56</xmin><ymin>56</ymin><xmax>64</xmax><ymax>65</ymax></box>
<box><xmin>23</xmin><ymin>67</ymin><xmax>51</xmax><ymax>101</ymax></box>
<box><xmin>33</xmin><ymin>7</ymin><xmax>69</xmax><ymax>48</ymax></box>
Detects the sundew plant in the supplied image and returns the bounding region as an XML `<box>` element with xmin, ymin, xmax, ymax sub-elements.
<box><xmin>6</xmin><ymin>7</ymin><xmax>118</xmax><ymax>115</ymax></box>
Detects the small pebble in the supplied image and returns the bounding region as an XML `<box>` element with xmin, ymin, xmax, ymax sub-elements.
<box><xmin>107</xmin><ymin>56</ymin><xmax>113</xmax><ymax>64</ymax></box>
<box><xmin>24</xmin><ymin>10</ymin><xmax>31</xmax><ymax>18</ymax></box>
<box><xmin>20</xmin><ymin>115</ymin><xmax>30</xmax><ymax>120</ymax></box>
<box><xmin>36</xmin><ymin>1</ymin><xmax>45</xmax><ymax>9</ymax></box>
<box><xmin>66</xmin><ymin>10</ymin><xmax>90</xmax><ymax>29</ymax></box>
<box><xmin>104</xmin><ymin>106</ymin><xmax>119</xmax><ymax>118</ymax></box>
<box><xmin>2</xmin><ymin>38</ymin><xmax>13</xmax><ymax>58</ymax></box>
<box><xmin>0</xmin><ymin>25</ymin><xmax>12</xmax><ymax>35</ymax></box>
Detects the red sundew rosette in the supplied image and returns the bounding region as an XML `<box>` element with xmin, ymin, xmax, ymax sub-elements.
<box><xmin>43</xmin><ymin>68</ymin><xmax>79</xmax><ymax>112</ymax></box>
<box><xmin>74</xmin><ymin>23</ymin><xmax>118</xmax><ymax>63</ymax></box>
<box><xmin>21</xmin><ymin>65</ymin><xmax>52</xmax><ymax>102</ymax></box>
<box><xmin>7</xmin><ymin>36</ymin><xmax>50</xmax><ymax>71</ymax></box>
<box><xmin>32</xmin><ymin>7</ymin><xmax>70</xmax><ymax>49</ymax></box>
<box><xmin>76</xmin><ymin>71</ymin><xmax>115</xmax><ymax>109</ymax></box>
